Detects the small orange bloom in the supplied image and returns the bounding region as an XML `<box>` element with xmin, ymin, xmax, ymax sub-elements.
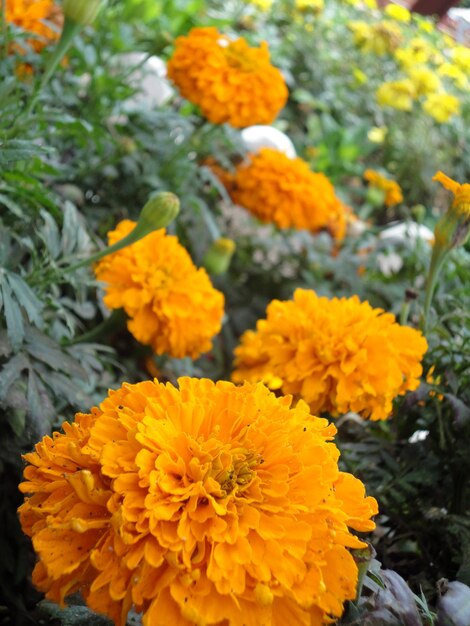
<box><xmin>19</xmin><ymin>377</ymin><xmax>378</xmax><ymax>626</ymax></box>
<box><xmin>364</xmin><ymin>169</ymin><xmax>403</xmax><ymax>207</ymax></box>
<box><xmin>5</xmin><ymin>0</ymin><xmax>61</xmax><ymax>52</ymax></box>
<box><xmin>94</xmin><ymin>220</ymin><xmax>224</xmax><ymax>359</ymax></box>
<box><xmin>215</xmin><ymin>148</ymin><xmax>350</xmax><ymax>240</ymax></box>
<box><xmin>167</xmin><ymin>27</ymin><xmax>288</xmax><ymax>128</ymax></box>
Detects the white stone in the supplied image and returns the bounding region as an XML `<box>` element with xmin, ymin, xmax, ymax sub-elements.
<box><xmin>119</xmin><ymin>53</ymin><xmax>174</xmax><ymax>112</ymax></box>
<box><xmin>379</xmin><ymin>221</ymin><xmax>434</xmax><ymax>244</ymax></box>
<box><xmin>408</xmin><ymin>430</ymin><xmax>429</xmax><ymax>444</ymax></box>
<box><xmin>241</xmin><ymin>125</ymin><xmax>297</xmax><ymax>158</ymax></box>
<box><xmin>376</xmin><ymin>251</ymin><xmax>403</xmax><ymax>276</ymax></box>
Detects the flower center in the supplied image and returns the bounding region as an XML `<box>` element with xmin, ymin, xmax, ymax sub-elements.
<box><xmin>210</xmin><ymin>448</ymin><xmax>260</xmax><ymax>496</ymax></box>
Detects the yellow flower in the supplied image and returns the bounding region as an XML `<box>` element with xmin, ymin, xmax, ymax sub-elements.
<box><xmin>406</xmin><ymin>65</ymin><xmax>441</xmax><ymax>96</ymax></box>
<box><xmin>342</xmin><ymin>0</ymin><xmax>377</xmax><ymax>7</ymax></box>
<box><xmin>214</xmin><ymin>148</ymin><xmax>350</xmax><ymax>240</ymax></box>
<box><xmin>395</xmin><ymin>38</ymin><xmax>434</xmax><ymax>68</ymax></box>
<box><xmin>417</xmin><ymin>18</ymin><xmax>435</xmax><ymax>34</ymax></box>
<box><xmin>364</xmin><ymin>169</ymin><xmax>403</xmax><ymax>207</ymax></box>
<box><xmin>452</xmin><ymin>46</ymin><xmax>470</xmax><ymax>72</ymax></box>
<box><xmin>5</xmin><ymin>0</ymin><xmax>61</xmax><ymax>52</ymax></box>
<box><xmin>437</xmin><ymin>63</ymin><xmax>468</xmax><ymax>90</ymax></box>
<box><xmin>367</xmin><ymin>126</ymin><xmax>388</xmax><ymax>144</ymax></box>
<box><xmin>19</xmin><ymin>377</ymin><xmax>378</xmax><ymax>626</ymax></box>
<box><xmin>296</xmin><ymin>0</ymin><xmax>324</xmax><ymax>12</ymax></box>
<box><xmin>167</xmin><ymin>27</ymin><xmax>288</xmax><ymax>128</ymax></box>
<box><xmin>94</xmin><ymin>220</ymin><xmax>224</xmax><ymax>359</ymax></box>
<box><xmin>376</xmin><ymin>79</ymin><xmax>416</xmax><ymax>111</ymax></box>
<box><xmin>385</xmin><ymin>4</ymin><xmax>411</xmax><ymax>22</ymax></box>
<box><xmin>353</xmin><ymin>67</ymin><xmax>368</xmax><ymax>85</ymax></box>
<box><xmin>433</xmin><ymin>171</ymin><xmax>470</xmax><ymax>221</ymax></box>
<box><xmin>350</xmin><ymin>20</ymin><xmax>402</xmax><ymax>55</ymax></box>
<box><xmin>422</xmin><ymin>93</ymin><xmax>460</xmax><ymax>124</ymax></box>
<box><xmin>232</xmin><ymin>290</ymin><xmax>427</xmax><ymax>421</ymax></box>
<box><xmin>247</xmin><ymin>0</ymin><xmax>273</xmax><ymax>9</ymax></box>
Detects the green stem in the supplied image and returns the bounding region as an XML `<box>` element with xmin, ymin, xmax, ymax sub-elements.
<box><xmin>422</xmin><ymin>243</ymin><xmax>450</xmax><ymax>333</ymax></box>
<box><xmin>24</xmin><ymin>19</ymin><xmax>81</xmax><ymax>119</ymax></box>
<box><xmin>399</xmin><ymin>301</ymin><xmax>410</xmax><ymax>326</ymax></box>
<box><xmin>65</xmin><ymin>222</ymin><xmax>152</xmax><ymax>273</ymax></box>
<box><xmin>191</xmin><ymin>198</ymin><xmax>221</xmax><ymax>241</ymax></box>
<box><xmin>62</xmin><ymin>309</ymin><xmax>124</xmax><ymax>346</ymax></box>
<box><xmin>1</xmin><ymin>0</ymin><xmax>8</xmax><ymax>61</ymax></box>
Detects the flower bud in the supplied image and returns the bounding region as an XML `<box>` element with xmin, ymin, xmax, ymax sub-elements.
<box><xmin>63</xmin><ymin>0</ymin><xmax>102</xmax><ymax>26</ymax></box>
<box><xmin>203</xmin><ymin>238</ymin><xmax>236</xmax><ymax>275</ymax></box>
<box><xmin>136</xmin><ymin>192</ymin><xmax>180</xmax><ymax>238</ymax></box>
<box><xmin>433</xmin><ymin>171</ymin><xmax>470</xmax><ymax>249</ymax></box>
<box><xmin>65</xmin><ymin>192</ymin><xmax>180</xmax><ymax>273</ymax></box>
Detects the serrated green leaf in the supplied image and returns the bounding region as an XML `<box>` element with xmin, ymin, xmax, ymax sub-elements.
<box><xmin>25</xmin><ymin>327</ymin><xmax>88</xmax><ymax>380</ymax></box>
<box><xmin>36</xmin><ymin>368</ymin><xmax>85</xmax><ymax>407</ymax></box>
<box><xmin>62</xmin><ymin>202</ymin><xmax>80</xmax><ymax>255</ymax></box>
<box><xmin>0</xmin><ymin>192</ymin><xmax>24</xmax><ymax>218</ymax></box>
<box><xmin>8</xmin><ymin>407</ymin><xmax>26</xmax><ymax>436</ymax></box>
<box><xmin>40</xmin><ymin>209</ymin><xmax>61</xmax><ymax>259</ymax></box>
<box><xmin>0</xmin><ymin>77</ymin><xmax>16</xmax><ymax>102</ymax></box>
<box><xmin>0</xmin><ymin>353</ymin><xmax>29</xmax><ymax>399</ymax></box>
<box><xmin>1</xmin><ymin>281</ymin><xmax>25</xmax><ymax>350</ymax></box>
<box><xmin>6</xmin><ymin>272</ymin><xmax>44</xmax><ymax>328</ymax></box>
<box><xmin>0</xmin><ymin>139</ymin><xmax>50</xmax><ymax>164</ymax></box>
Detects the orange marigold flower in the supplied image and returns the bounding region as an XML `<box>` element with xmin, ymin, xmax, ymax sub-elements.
<box><xmin>215</xmin><ymin>148</ymin><xmax>350</xmax><ymax>240</ymax></box>
<box><xmin>94</xmin><ymin>220</ymin><xmax>224</xmax><ymax>359</ymax></box>
<box><xmin>19</xmin><ymin>377</ymin><xmax>378</xmax><ymax>626</ymax></box>
<box><xmin>5</xmin><ymin>0</ymin><xmax>61</xmax><ymax>52</ymax></box>
<box><xmin>232</xmin><ymin>289</ymin><xmax>427</xmax><ymax>421</ymax></box>
<box><xmin>364</xmin><ymin>169</ymin><xmax>403</xmax><ymax>207</ymax></box>
<box><xmin>167</xmin><ymin>27</ymin><xmax>288</xmax><ymax>128</ymax></box>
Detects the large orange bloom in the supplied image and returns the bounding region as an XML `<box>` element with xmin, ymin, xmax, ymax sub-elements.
<box><xmin>5</xmin><ymin>0</ymin><xmax>61</xmax><ymax>52</ymax></box>
<box><xmin>19</xmin><ymin>377</ymin><xmax>378</xmax><ymax>626</ymax></box>
<box><xmin>167</xmin><ymin>27</ymin><xmax>288</xmax><ymax>128</ymax></box>
<box><xmin>216</xmin><ymin>148</ymin><xmax>350</xmax><ymax>240</ymax></box>
<box><xmin>232</xmin><ymin>289</ymin><xmax>427</xmax><ymax>421</ymax></box>
<box><xmin>94</xmin><ymin>220</ymin><xmax>224</xmax><ymax>359</ymax></box>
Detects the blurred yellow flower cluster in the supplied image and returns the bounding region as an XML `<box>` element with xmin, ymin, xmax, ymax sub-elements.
<box><xmin>344</xmin><ymin>2</ymin><xmax>467</xmax><ymax>125</ymax></box>
<box><xmin>247</xmin><ymin>0</ymin><xmax>273</xmax><ymax>9</ymax></box>
<box><xmin>349</xmin><ymin>20</ymin><xmax>402</xmax><ymax>55</ymax></box>
<box><xmin>296</xmin><ymin>0</ymin><xmax>324</xmax><ymax>12</ymax></box>
<box><xmin>342</xmin><ymin>0</ymin><xmax>377</xmax><ymax>8</ymax></box>
<box><xmin>376</xmin><ymin>79</ymin><xmax>415</xmax><ymax>111</ymax></box>
<box><xmin>167</xmin><ymin>27</ymin><xmax>288</xmax><ymax>128</ymax></box>
<box><xmin>384</xmin><ymin>3</ymin><xmax>410</xmax><ymax>23</ymax></box>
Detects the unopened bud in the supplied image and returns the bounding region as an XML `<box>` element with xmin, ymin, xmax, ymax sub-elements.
<box><xmin>63</xmin><ymin>0</ymin><xmax>103</xmax><ymax>26</ymax></box>
<box><xmin>433</xmin><ymin>171</ymin><xmax>470</xmax><ymax>249</ymax></box>
<box><xmin>66</xmin><ymin>191</ymin><xmax>180</xmax><ymax>273</ymax></box>
<box><xmin>136</xmin><ymin>192</ymin><xmax>180</xmax><ymax>237</ymax></box>
<box><xmin>203</xmin><ymin>238</ymin><xmax>236</xmax><ymax>275</ymax></box>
